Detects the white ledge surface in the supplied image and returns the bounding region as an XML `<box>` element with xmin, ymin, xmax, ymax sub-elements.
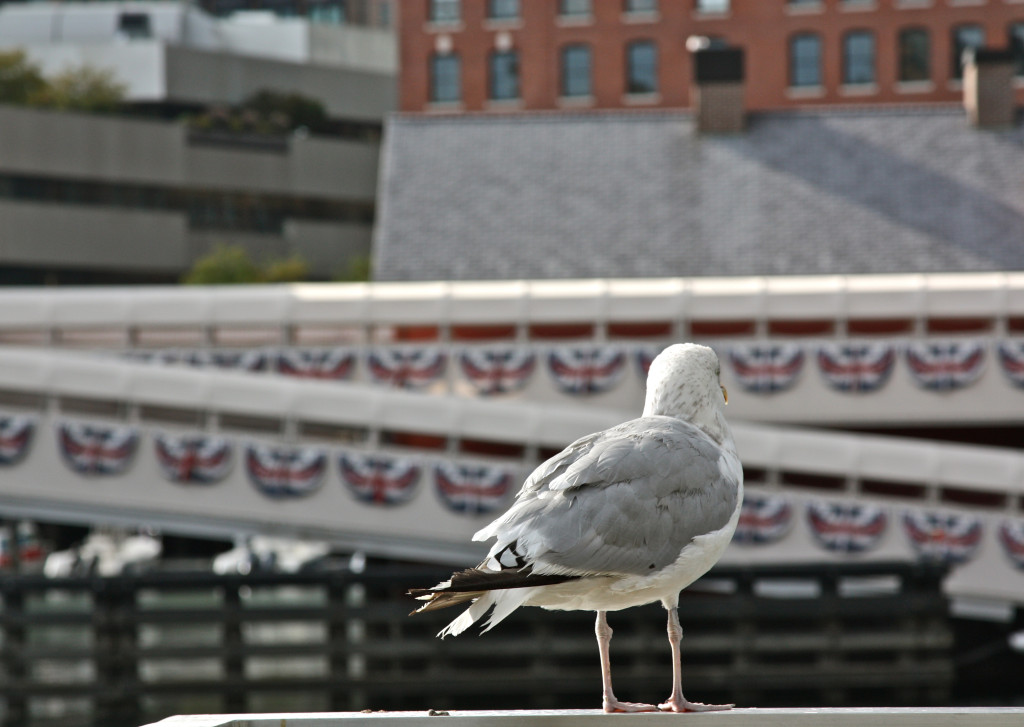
<box><xmin>142</xmin><ymin>707</ymin><xmax>1024</xmax><ymax>727</ymax></box>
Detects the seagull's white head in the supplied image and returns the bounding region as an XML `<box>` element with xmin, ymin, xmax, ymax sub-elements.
<box><xmin>642</xmin><ymin>343</ymin><xmax>731</xmax><ymax>442</ymax></box>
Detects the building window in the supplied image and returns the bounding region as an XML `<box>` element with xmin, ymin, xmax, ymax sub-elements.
<box><xmin>625</xmin><ymin>0</ymin><xmax>657</xmax><ymax>13</ymax></box>
<box><xmin>842</xmin><ymin>30</ymin><xmax>875</xmax><ymax>85</ymax></box>
<box><xmin>488</xmin><ymin>0</ymin><xmax>519</xmax><ymax>20</ymax></box>
<box><xmin>430</xmin><ymin>52</ymin><xmax>460</xmax><ymax>103</ymax></box>
<box><xmin>429</xmin><ymin>0</ymin><xmax>459</xmax><ymax>24</ymax></box>
<box><xmin>1010</xmin><ymin>23</ymin><xmax>1024</xmax><ymax>77</ymax></box>
<box><xmin>561</xmin><ymin>44</ymin><xmax>592</xmax><ymax>97</ymax></box>
<box><xmin>626</xmin><ymin>40</ymin><xmax>658</xmax><ymax>94</ymax></box>
<box><xmin>560</xmin><ymin>0</ymin><xmax>591</xmax><ymax>16</ymax></box>
<box><xmin>790</xmin><ymin>33</ymin><xmax>822</xmax><ymax>87</ymax></box>
<box><xmin>951</xmin><ymin>24</ymin><xmax>984</xmax><ymax>80</ymax></box>
<box><xmin>117</xmin><ymin>13</ymin><xmax>152</xmax><ymax>39</ymax></box>
<box><xmin>489</xmin><ymin>49</ymin><xmax>520</xmax><ymax>100</ymax></box>
<box><xmin>898</xmin><ymin>27</ymin><xmax>930</xmax><ymax>83</ymax></box>
<box><xmin>696</xmin><ymin>0</ymin><xmax>729</xmax><ymax>12</ymax></box>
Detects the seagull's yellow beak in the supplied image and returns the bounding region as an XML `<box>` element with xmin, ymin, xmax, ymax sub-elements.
<box><xmin>721</xmin><ymin>385</ymin><xmax>729</xmax><ymax>405</ymax></box>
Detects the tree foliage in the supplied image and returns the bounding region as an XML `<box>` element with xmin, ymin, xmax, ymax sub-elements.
<box><xmin>0</xmin><ymin>50</ymin><xmax>46</xmax><ymax>105</ymax></box>
<box><xmin>182</xmin><ymin>245</ymin><xmax>312</xmax><ymax>285</ymax></box>
<box><xmin>186</xmin><ymin>90</ymin><xmax>331</xmax><ymax>136</ymax></box>
<box><xmin>0</xmin><ymin>51</ymin><xmax>125</xmax><ymax>113</ymax></box>
<box><xmin>29</xmin><ymin>65</ymin><xmax>126</xmax><ymax>113</ymax></box>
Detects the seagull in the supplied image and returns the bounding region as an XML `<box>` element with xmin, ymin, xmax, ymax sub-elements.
<box><xmin>409</xmin><ymin>343</ymin><xmax>744</xmax><ymax>713</ymax></box>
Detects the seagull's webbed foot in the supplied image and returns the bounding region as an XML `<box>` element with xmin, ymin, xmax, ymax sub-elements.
<box><xmin>603</xmin><ymin>699</ymin><xmax>660</xmax><ymax>713</ymax></box>
<box><xmin>657</xmin><ymin>697</ymin><xmax>734</xmax><ymax>713</ymax></box>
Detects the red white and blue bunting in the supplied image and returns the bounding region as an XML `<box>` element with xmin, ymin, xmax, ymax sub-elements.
<box><xmin>729</xmin><ymin>344</ymin><xmax>804</xmax><ymax>395</ymax></box>
<box><xmin>817</xmin><ymin>343</ymin><xmax>896</xmax><ymax>394</ymax></box>
<box><xmin>434</xmin><ymin>462</ymin><xmax>513</xmax><ymax>516</ymax></box>
<box><xmin>339</xmin><ymin>452</ymin><xmax>421</xmax><ymax>506</ymax></box>
<box><xmin>547</xmin><ymin>347</ymin><xmax>626</xmax><ymax>395</ymax></box>
<box><xmin>733</xmin><ymin>493</ymin><xmax>793</xmax><ymax>546</ymax></box>
<box><xmin>902</xmin><ymin>510</ymin><xmax>982</xmax><ymax>565</ymax></box>
<box><xmin>459</xmin><ymin>349</ymin><xmax>536</xmax><ymax>396</ymax></box>
<box><xmin>997</xmin><ymin>340</ymin><xmax>1024</xmax><ymax>389</ymax></box>
<box><xmin>155</xmin><ymin>433</ymin><xmax>233</xmax><ymax>485</ymax></box>
<box><xmin>367</xmin><ymin>348</ymin><xmax>447</xmax><ymax>390</ymax></box>
<box><xmin>0</xmin><ymin>416</ymin><xmax>34</xmax><ymax>466</ymax></box>
<box><xmin>635</xmin><ymin>346</ymin><xmax>668</xmax><ymax>381</ymax></box>
<box><xmin>807</xmin><ymin>501</ymin><xmax>887</xmax><ymax>554</ymax></box>
<box><xmin>245</xmin><ymin>444</ymin><xmax>326</xmax><ymax>499</ymax></box>
<box><xmin>998</xmin><ymin>520</ymin><xmax>1024</xmax><ymax>571</ymax></box>
<box><xmin>58</xmin><ymin>422</ymin><xmax>138</xmax><ymax>476</ymax></box>
<box><xmin>905</xmin><ymin>341</ymin><xmax>985</xmax><ymax>392</ymax></box>
<box><xmin>277</xmin><ymin>348</ymin><xmax>356</xmax><ymax>380</ymax></box>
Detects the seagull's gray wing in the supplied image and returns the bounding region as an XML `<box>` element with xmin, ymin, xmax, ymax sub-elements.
<box><xmin>475</xmin><ymin>416</ymin><xmax>740</xmax><ymax>578</ymax></box>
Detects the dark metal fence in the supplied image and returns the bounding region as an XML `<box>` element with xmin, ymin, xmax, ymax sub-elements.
<box><xmin>0</xmin><ymin>562</ymin><xmax>952</xmax><ymax>727</ymax></box>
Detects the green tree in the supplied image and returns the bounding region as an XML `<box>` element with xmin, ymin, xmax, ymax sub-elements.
<box><xmin>183</xmin><ymin>245</ymin><xmax>264</xmax><ymax>285</ymax></box>
<box><xmin>333</xmin><ymin>254</ymin><xmax>372</xmax><ymax>283</ymax></box>
<box><xmin>263</xmin><ymin>255</ymin><xmax>309</xmax><ymax>283</ymax></box>
<box><xmin>0</xmin><ymin>50</ymin><xmax>46</xmax><ymax>105</ymax></box>
<box><xmin>28</xmin><ymin>64</ymin><xmax>125</xmax><ymax>113</ymax></box>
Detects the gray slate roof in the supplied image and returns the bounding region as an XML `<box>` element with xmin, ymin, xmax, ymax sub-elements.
<box><xmin>372</xmin><ymin>108</ymin><xmax>1024</xmax><ymax>281</ymax></box>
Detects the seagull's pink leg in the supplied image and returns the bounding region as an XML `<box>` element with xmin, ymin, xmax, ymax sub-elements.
<box><xmin>595</xmin><ymin>611</ymin><xmax>658</xmax><ymax>713</ymax></box>
<box><xmin>658</xmin><ymin>606</ymin><xmax>734</xmax><ymax>713</ymax></box>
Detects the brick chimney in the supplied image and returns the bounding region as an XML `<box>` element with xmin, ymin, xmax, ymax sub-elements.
<box><xmin>962</xmin><ymin>47</ymin><xmax>1016</xmax><ymax>129</ymax></box>
<box><xmin>690</xmin><ymin>43</ymin><xmax>745</xmax><ymax>134</ymax></box>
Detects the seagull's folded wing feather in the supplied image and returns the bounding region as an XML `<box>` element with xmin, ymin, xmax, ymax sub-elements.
<box><xmin>476</xmin><ymin>416</ymin><xmax>740</xmax><ymax>579</ymax></box>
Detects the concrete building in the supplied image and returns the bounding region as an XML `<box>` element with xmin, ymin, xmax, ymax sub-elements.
<box><xmin>397</xmin><ymin>0</ymin><xmax>1024</xmax><ymax>113</ymax></box>
<box><xmin>0</xmin><ymin>104</ymin><xmax>380</xmax><ymax>283</ymax></box>
<box><xmin>0</xmin><ymin>2</ymin><xmax>396</xmax><ymax>283</ymax></box>
<box><xmin>0</xmin><ymin>2</ymin><xmax>396</xmax><ymax>117</ymax></box>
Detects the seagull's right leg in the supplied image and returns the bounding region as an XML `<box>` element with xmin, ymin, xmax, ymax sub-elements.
<box><xmin>595</xmin><ymin>611</ymin><xmax>657</xmax><ymax>713</ymax></box>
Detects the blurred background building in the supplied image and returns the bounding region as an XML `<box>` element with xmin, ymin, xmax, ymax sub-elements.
<box><xmin>0</xmin><ymin>1</ymin><xmax>1022</xmax><ymax>725</ymax></box>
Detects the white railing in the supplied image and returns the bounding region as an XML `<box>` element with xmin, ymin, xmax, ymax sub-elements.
<box><xmin>0</xmin><ymin>272</ymin><xmax>1021</xmax><ymax>344</ymax></box>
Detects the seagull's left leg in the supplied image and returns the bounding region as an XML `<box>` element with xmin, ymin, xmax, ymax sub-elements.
<box><xmin>658</xmin><ymin>604</ymin><xmax>734</xmax><ymax>713</ymax></box>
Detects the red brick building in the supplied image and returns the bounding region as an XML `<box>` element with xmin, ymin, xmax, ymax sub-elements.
<box><xmin>397</xmin><ymin>0</ymin><xmax>1024</xmax><ymax>113</ymax></box>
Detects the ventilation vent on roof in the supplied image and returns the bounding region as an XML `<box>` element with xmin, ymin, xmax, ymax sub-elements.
<box><xmin>962</xmin><ymin>47</ymin><xmax>1016</xmax><ymax>129</ymax></box>
<box><xmin>690</xmin><ymin>43</ymin><xmax>746</xmax><ymax>134</ymax></box>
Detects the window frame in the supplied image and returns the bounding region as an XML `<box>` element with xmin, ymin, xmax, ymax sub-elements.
<box><xmin>489</xmin><ymin>48</ymin><xmax>521</xmax><ymax>101</ymax></box>
<box><xmin>842</xmin><ymin>29</ymin><xmax>876</xmax><ymax>86</ymax></box>
<box><xmin>561</xmin><ymin>44</ymin><xmax>593</xmax><ymax>98</ymax></box>
<box><xmin>625</xmin><ymin>39</ymin><xmax>658</xmax><ymax>95</ymax></box>
<box><xmin>789</xmin><ymin>32</ymin><xmax>822</xmax><ymax>88</ymax></box>
<box><xmin>897</xmin><ymin>26</ymin><xmax>930</xmax><ymax>83</ymax></box>
<box><xmin>951</xmin><ymin>23</ymin><xmax>984</xmax><ymax>80</ymax></box>
<box><xmin>429</xmin><ymin>0</ymin><xmax>460</xmax><ymax>24</ymax></box>
<box><xmin>487</xmin><ymin>0</ymin><xmax>519</xmax><ymax>21</ymax></box>
<box><xmin>429</xmin><ymin>52</ymin><xmax>461</xmax><ymax>104</ymax></box>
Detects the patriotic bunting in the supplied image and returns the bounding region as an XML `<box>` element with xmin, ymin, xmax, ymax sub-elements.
<box><xmin>0</xmin><ymin>416</ymin><xmax>34</xmax><ymax>466</ymax></box>
<box><xmin>434</xmin><ymin>462</ymin><xmax>513</xmax><ymax>515</ymax></box>
<box><xmin>547</xmin><ymin>347</ymin><xmax>626</xmax><ymax>395</ymax></box>
<box><xmin>459</xmin><ymin>349</ymin><xmax>536</xmax><ymax>396</ymax></box>
<box><xmin>58</xmin><ymin>422</ymin><xmax>138</xmax><ymax>476</ymax></box>
<box><xmin>906</xmin><ymin>341</ymin><xmax>985</xmax><ymax>391</ymax></box>
<box><xmin>818</xmin><ymin>343</ymin><xmax>896</xmax><ymax>394</ymax></box>
<box><xmin>339</xmin><ymin>452</ymin><xmax>421</xmax><ymax>506</ymax></box>
<box><xmin>277</xmin><ymin>348</ymin><xmax>356</xmax><ymax>380</ymax></box>
<box><xmin>155</xmin><ymin>433</ymin><xmax>233</xmax><ymax>485</ymax></box>
<box><xmin>998</xmin><ymin>520</ymin><xmax>1024</xmax><ymax>571</ymax></box>
<box><xmin>807</xmin><ymin>501</ymin><xmax>887</xmax><ymax>554</ymax></box>
<box><xmin>728</xmin><ymin>344</ymin><xmax>804</xmax><ymax>394</ymax></box>
<box><xmin>172</xmin><ymin>349</ymin><xmax>268</xmax><ymax>371</ymax></box>
<box><xmin>997</xmin><ymin>340</ymin><xmax>1024</xmax><ymax>389</ymax></box>
<box><xmin>902</xmin><ymin>510</ymin><xmax>982</xmax><ymax>565</ymax></box>
<box><xmin>732</xmin><ymin>493</ymin><xmax>793</xmax><ymax>546</ymax></box>
<box><xmin>246</xmin><ymin>444</ymin><xmax>326</xmax><ymax>499</ymax></box>
<box><xmin>367</xmin><ymin>348</ymin><xmax>447</xmax><ymax>390</ymax></box>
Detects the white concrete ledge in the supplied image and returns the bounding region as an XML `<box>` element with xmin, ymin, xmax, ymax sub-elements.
<box><xmin>142</xmin><ymin>707</ymin><xmax>1024</xmax><ymax>727</ymax></box>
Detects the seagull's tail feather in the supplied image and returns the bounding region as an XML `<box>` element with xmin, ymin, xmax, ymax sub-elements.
<box><xmin>407</xmin><ymin>566</ymin><xmax>579</xmax><ymax>638</ymax></box>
